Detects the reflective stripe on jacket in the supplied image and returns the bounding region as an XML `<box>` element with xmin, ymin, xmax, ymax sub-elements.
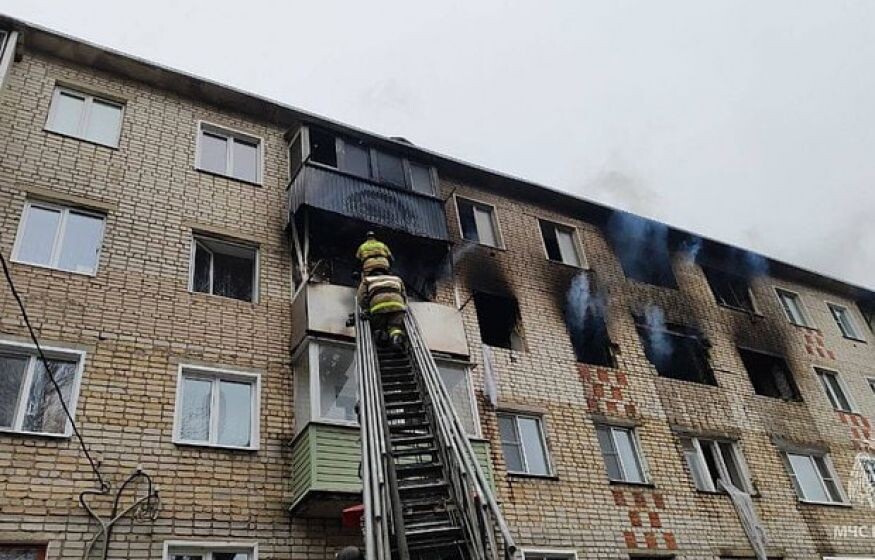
<box><xmin>356</xmin><ymin>239</ymin><xmax>392</xmax><ymax>261</ymax></box>
<box><xmin>357</xmin><ymin>274</ymin><xmax>407</xmax><ymax>314</ymax></box>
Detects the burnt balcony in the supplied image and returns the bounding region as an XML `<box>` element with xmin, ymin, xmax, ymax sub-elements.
<box><xmin>287</xmin><ymin>162</ymin><xmax>449</xmax><ymax>242</ymax></box>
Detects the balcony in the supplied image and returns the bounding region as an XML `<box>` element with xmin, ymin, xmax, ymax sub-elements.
<box><xmin>287</xmin><ymin>162</ymin><xmax>449</xmax><ymax>242</ymax></box>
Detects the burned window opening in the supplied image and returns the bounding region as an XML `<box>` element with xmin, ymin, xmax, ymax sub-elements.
<box><xmin>605</xmin><ymin>211</ymin><xmax>677</xmax><ymax>289</ymax></box>
<box><xmin>565</xmin><ymin>274</ymin><xmax>614</xmax><ymax>367</ymax></box>
<box><xmin>308</xmin><ymin>127</ymin><xmax>337</xmax><ymax>168</ymax></box>
<box><xmin>473</xmin><ymin>291</ymin><xmax>525</xmax><ymax>351</ymax></box>
<box><xmin>289</xmin><ymin>130</ymin><xmax>304</xmax><ymax>179</ymax></box>
<box><xmin>540</xmin><ymin>219</ymin><xmax>582</xmax><ymax>267</ymax></box>
<box><xmin>861</xmin><ymin>302</ymin><xmax>875</xmax><ymax>333</ymax></box>
<box><xmin>457</xmin><ymin>198</ymin><xmax>500</xmax><ymax>247</ymax></box>
<box><xmin>737</xmin><ymin>348</ymin><xmax>801</xmax><ymax>401</ymax></box>
<box><xmin>703</xmin><ymin>266</ymin><xmax>756</xmax><ymax>312</ymax></box>
<box><xmin>635</xmin><ymin>317</ymin><xmax>715</xmax><ymax>385</ymax></box>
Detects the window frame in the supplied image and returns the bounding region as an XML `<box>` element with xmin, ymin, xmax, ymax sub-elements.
<box><xmin>814</xmin><ymin>367</ymin><xmax>856</xmax><ymax>413</ymax></box>
<box><xmin>497</xmin><ymin>411</ymin><xmax>553</xmax><ymax>477</ymax></box>
<box><xmin>521</xmin><ymin>549</ymin><xmax>578</xmax><ymax>560</ymax></box>
<box><xmin>773</xmin><ymin>287</ymin><xmax>814</xmax><ymax>329</ymax></box>
<box><xmin>680</xmin><ymin>436</ymin><xmax>753</xmax><ymax>493</ymax></box>
<box><xmin>11</xmin><ymin>200</ymin><xmax>106</xmax><ymax>276</ymax></box>
<box><xmin>782</xmin><ymin>450</ymin><xmax>848</xmax><ymax>505</ymax></box>
<box><xmin>0</xmin><ymin>339</ymin><xmax>86</xmax><ymax>438</ymax></box>
<box><xmin>538</xmin><ymin>218</ymin><xmax>586</xmax><ymax>268</ymax></box>
<box><xmin>595</xmin><ymin>424</ymin><xmax>649</xmax><ymax>484</ymax></box>
<box><xmin>454</xmin><ymin>195</ymin><xmax>505</xmax><ymax>249</ymax></box>
<box><xmin>635</xmin><ymin>319</ymin><xmax>716</xmax><ymax>386</ymax></box>
<box><xmin>163</xmin><ymin>540</ymin><xmax>258</xmax><ymax>560</ymax></box>
<box><xmin>737</xmin><ymin>346</ymin><xmax>802</xmax><ymax>401</ymax></box>
<box><xmin>188</xmin><ymin>233</ymin><xmax>260</xmax><ymax>303</ymax></box>
<box><xmin>293</xmin><ymin>338</ymin><xmax>358</xmax><ymax>432</ymax></box>
<box><xmin>45</xmin><ymin>85</ymin><xmax>125</xmax><ymax>148</ymax></box>
<box><xmin>195</xmin><ymin>121</ymin><xmax>264</xmax><ymax>185</ymax></box>
<box><xmin>172</xmin><ymin>364</ymin><xmax>261</xmax><ymax>451</ymax></box>
<box><xmin>435</xmin><ymin>357</ymin><xmax>482</xmax><ymax>438</ymax></box>
<box><xmin>826</xmin><ymin>302</ymin><xmax>866</xmax><ymax>342</ymax></box>
<box><xmin>0</xmin><ymin>544</ymin><xmax>47</xmax><ymax>560</ymax></box>
<box><xmin>702</xmin><ymin>266</ymin><xmax>758</xmax><ymax>314</ymax></box>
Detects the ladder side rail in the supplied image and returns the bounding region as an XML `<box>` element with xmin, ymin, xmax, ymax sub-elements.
<box><xmin>405</xmin><ymin>313</ymin><xmax>518</xmax><ymax>559</ymax></box>
<box><xmin>356</xmin><ymin>311</ymin><xmax>394</xmax><ymax>559</ymax></box>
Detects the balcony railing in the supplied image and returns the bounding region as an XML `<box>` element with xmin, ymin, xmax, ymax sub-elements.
<box><xmin>287</xmin><ymin>162</ymin><xmax>449</xmax><ymax>241</ymax></box>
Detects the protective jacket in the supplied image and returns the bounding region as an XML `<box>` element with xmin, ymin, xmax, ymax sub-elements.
<box><xmin>357</xmin><ymin>274</ymin><xmax>407</xmax><ymax>315</ymax></box>
<box><xmin>356</xmin><ymin>238</ymin><xmax>393</xmax><ymax>274</ymax></box>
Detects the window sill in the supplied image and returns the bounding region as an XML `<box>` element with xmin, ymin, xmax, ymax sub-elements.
<box><xmin>459</xmin><ymin>238</ymin><xmax>506</xmax><ymax>252</ymax></box>
<box><xmin>694</xmin><ymin>489</ymin><xmax>760</xmax><ymax>498</ymax></box>
<box><xmin>173</xmin><ymin>439</ymin><xmax>259</xmax><ymax>452</ymax></box>
<box><xmin>10</xmin><ymin>258</ymin><xmax>98</xmax><ymax>277</ymax></box>
<box><xmin>195</xmin><ymin>166</ymin><xmax>263</xmax><ymax>187</ymax></box>
<box><xmin>790</xmin><ymin>322</ymin><xmax>820</xmax><ymax>332</ymax></box>
<box><xmin>0</xmin><ymin>427</ymin><xmax>71</xmax><ymax>439</ymax></box>
<box><xmin>546</xmin><ymin>258</ymin><xmax>588</xmax><ymax>271</ymax></box>
<box><xmin>716</xmin><ymin>302</ymin><xmax>762</xmax><ymax>317</ymax></box>
<box><xmin>507</xmin><ymin>471</ymin><xmax>558</xmax><ymax>481</ymax></box>
<box><xmin>44</xmin><ymin>127</ymin><xmax>119</xmax><ymax>150</ymax></box>
<box><xmin>797</xmin><ymin>499</ymin><xmax>852</xmax><ymax>508</ymax></box>
<box><xmin>840</xmin><ymin>335</ymin><xmax>867</xmax><ymax>344</ymax></box>
<box><xmin>654</xmin><ymin>374</ymin><xmax>720</xmax><ymax>389</ymax></box>
<box><xmin>752</xmin><ymin>394</ymin><xmax>804</xmax><ymax>404</ymax></box>
<box><xmin>608</xmin><ymin>479</ymin><xmax>655</xmax><ymax>488</ymax></box>
<box><xmin>189</xmin><ymin>290</ymin><xmax>258</xmax><ymax>306</ymax></box>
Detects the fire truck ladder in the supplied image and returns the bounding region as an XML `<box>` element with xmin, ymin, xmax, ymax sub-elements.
<box><xmin>355</xmin><ymin>307</ymin><xmax>517</xmax><ymax>560</ymax></box>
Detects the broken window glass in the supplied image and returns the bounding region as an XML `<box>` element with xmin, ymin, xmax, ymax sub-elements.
<box><xmin>318</xmin><ymin>342</ymin><xmax>357</xmax><ymax>422</ymax></box>
<box><xmin>737</xmin><ymin>348</ymin><xmax>801</xmax><ymax>400</ymax></box>
<box><xmin>0</xmin><ymin>547</ymin><xmax>44</xmax><ymax>560</ymax></box>
<box><xmin>308</xmin><ymin>127</ymin><xmax>337</xmax><ymax>167</ymax></box>
<box><xmin>20</xmin><ymin>358</ymin><xmax>77</xmax><ymax>434</ymax></box>
<box><xmin>473</xmin><ymin>292</ymin><xmax>525</xmax><ymax>350</ymax></box>
<box><xmin>703</xmin><ymin>266</ymin><xmax>756</xmax><ymax>312</ymax></box>
<box><xmin>635</xmin><ymin>319</ymin><xmax>715</xmax><ymax>385</ymax></box>
<box><xmin>565</xmin><ymin>275</ymin><xmax>614</xmax><ymax>367</ymax></box>
<box><xmin>192</xmin><ymin>236</ymin><xmax>257</xmax><ymax>302</ymax></box>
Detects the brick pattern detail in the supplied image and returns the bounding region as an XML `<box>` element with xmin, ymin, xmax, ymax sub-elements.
<box><xmin>839</xmin><ymin>411</ymin><xmax>874</xmax><ymax>450</ymax></box>
<box><xmin>613</xmin><ymin>489</ymin><xmax>675</xmax><ymax>550</ymax></box>
<box><xmin>804</xmin><ymin>331</ymin><xmax>837</xmax><ymax>361</ymax></box>
<box><xmin>578</xmin><ymin>364</ymin><xmax>636</xmax><ymax>417</ymax></box>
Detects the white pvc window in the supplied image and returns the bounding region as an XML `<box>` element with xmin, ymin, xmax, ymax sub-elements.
<box><xmin>828</xmin><ymin>303</ymin><xmax>864</xmax><ymax>341</ymax></box>
<box><xmin>775</xmin><ymin>288</ymin><xmax>812</xmax><ymax>328</ymax></box>
<box><xmin>46</xmin><ymin>86</ymin><xmax>123</xmax><ymax>147</ymax></box>
<box><xmin>539</xmin><ymin>220</ymin><xmax>583</xmax><ymax>267</ymax></box>
<box><xmin>196</xmin><ymin>122</ymin><xmax>263</xmax><ymax>184</ymax></box>
<box><xmin>436</xmin><ymin>360</ymin><xmax>480</xmax><ymax>437</ymax></box>
<box><xmin>165</xmin><ymin>542</ymin><xmax>256</xmax><ymax>560</ymax></box>
<box><xmin>190</xmin><ymin>235</ymin><xmax>258</xmax><ymax>302</ymax></box>
<box><xmin>498</xmin><ymin>412</ymin><xmax>551</xmax><ymax>476</ymax></box>
<box><xmin>595</xmin><ymin>425</ymin><xmax>647</xmax><ymax>483</ymax></box>
<box><xmin>457</xmin><ymin>197</ymin><xmax>501</xmax><ymax>248</ymax></box>
<box><xmin>785</xmin><ymin>452</ymin><xmax>846</xmax><ymax>504</ymax></box>
<box><xmin>173</xmin><ymin>366</ymin><xmax>260</xmax><ymax>450</ymax></box>
<box><xmin>681</xmin><ymin>437</ymin><xmax>752</xmax><ymax>493</ymax></box>
<box><xmin>12</xmin><ymin>201</ymin><xmax>105</xmax><ymax>275</ymax></box>
<box><xmin>815</xmin><ymin>368</ymin><xmax>854</xmax><ymax>412</ymax></box>
<box><xmin>521</xmin><ymin>551</ymin><xmax>578</xmax><ymax>560</ymax></box>
<box><xmin>293</xmin><ymin>340</ymin><xmax>357</xmax><ymax>432</ymax></box>
<box><xmin>0</xmin><ymin>341</ymin><xmax>85</xmax><ymax>437</ymax></box>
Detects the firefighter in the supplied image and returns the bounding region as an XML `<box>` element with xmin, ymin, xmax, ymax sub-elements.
<box><xmin>356</xmin><ymin>233</ymin><xmax>407</xmax><ymax>348</ymax></box>
<box><xmin>355</xmin><ymin>230</ymin><xmax>393</xmax><ymax>277</ymax></box>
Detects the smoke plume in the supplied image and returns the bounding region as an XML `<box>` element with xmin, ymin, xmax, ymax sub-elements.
<box><xmin>643</xmin><ymin>304</ymin><xmax>672</xmax><ymax>366</ymax></box>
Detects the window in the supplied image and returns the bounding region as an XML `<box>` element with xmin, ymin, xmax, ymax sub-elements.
<box><xmin>190</xmin><ymin>234</ymin><xmax>258</xmax><ymax>302</ymax></box>
<box><xmin>288</xmin><ymin>130</ymin><xmax>304</xmax><ymax>178</ymax></box>
<box><xmin>784</xmin><ymin>451</ymin><xmax>846</xmax><ymax>504</ymax></box>
<box><xmin>0</xmin><ymin>342</ymin><xmax>84</xmax><ymax>437</ymax></box>
<box><xmin>0</xmin><ymin>29</ymin><xmax>8</xmax><ymax>56</ymax></box>
<box><xmin>703</xmin><ymin>267</ymin><xmax>756</xmax><ymax>313</ymax></box>
<box><xmin>0</xmin><ymin>545</ymin><xmax>47</xmax><ymax>560</ymax></box>
<box><xmin>376</xmin><ymin>151</ymin><xmax>406</xmax><ymax>187</ymax></box>
<box><xmin>680</xmin><ymin>436</ymin><xmax>752</xmax><ymax>493</ymax></box>
<box><xmin>45</xmin><ymin>86</ymin><xmax>123</xmax><ymax>147</ymax></box>
<box><xmin>473</xmin><ymin>292</ymin><xmax>525</xmax><ymax>350</ymax></box>
<box><xmin>196</xmin><ymin>123</ymin><xmax>262</xmax><ymax>183</ymax></box>
<box><xmin>869</xmin><ymin>377</ymin><xmax>875</xmax><ymax>395</ymax></box>
<box><xmin>521</xmin><ymin>551</ymin><xmax>577</xmax><ymax>560</ymax></box>
<box><xmin>408</xmin><ymin>162</ymin><xmax>434</xmax><ymax>195</ymax></box>
<box><xmin>605</xmin><ymin>211</ymin><xmax>677</xmax><ymax>289</ymax></box>
<box><xmin>174</xmin><ymin>366</ymin><xmax>260</xmax><ymax>450</ymax></box>
<box><xmin>456</xmin><ymin>198</ymin><xmax>501</xmax><ymax>248</ymax></box>
<box><xmin>635</xmin><ymin>318</ymin><xmax>715</xmax><ymax>385</ymax></box>
<box><xmin>737</xmin><ymin>348</ymin><xmax>801</xmax><ymax>401</ymax></box>
<box><xmin>828</xmin><ymin>303</ymin><xmax>864</xmax><ymax>341</ymax></box>
<box><xmin>308</xmin><ymin>127</ymin><xmax>338</xmax><ymax>167</ymax></box>
<box><xmin>293</xmin><ymin>340</ymin><xmax>357</xmax><ymax>433</ymax></box>
<box><xmin>497</xmin><ymin>412</ymin><xmax>551</xmax><ymax>476</ymax></box>
<box><xmin>815</xmin><ymin>368</ymin><xmax>854</xmax><ymax>412</ymax></box>
<box><xmin>775</xmin><ymin>288</ymin><xmax>812</xmax><ymax>328</ymax></box>
<box><xmin>595</xmin><ymin>425</ymin><xmax>647</xmax><ymax>483</ymax></box>
<box><xmin>540</xmin><ymin>220</ymin><xmax>584</xmax><ymax>267</ymax></box>
<box><xmin>437</xmin><ymin>360</ymin><xmax>479</xmax><ymax>436</ymax></box>
<box><xmin>165</xmin><ymin>542</ymin><xmax>256</xmax><ymax>560</ymax></box>
<box><xmin>340</xmin><ymin>138</ymin><xmax>371</xmax><ymax>178</ymax></box>
<box><xmin>859</xmin><ymin>303</ymin><xmax>874</xmax><ymax>333</ymax></box>
<box><xmin>12</xmin><ymin>201</ymin><xmax>105</xmax><ymax>275</ymax></box>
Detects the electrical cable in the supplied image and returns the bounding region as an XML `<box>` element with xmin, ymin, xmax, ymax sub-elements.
<box><xmin>0</xmin><ymin>250</ymin><xmax>108</xmax><ymax>491</ymax></box>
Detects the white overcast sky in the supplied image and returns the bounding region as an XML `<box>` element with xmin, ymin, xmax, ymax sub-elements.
<box><xmin>2</xmin><ymin>0</ymin><xmax>873</xmax><ymax>290</ymax></box>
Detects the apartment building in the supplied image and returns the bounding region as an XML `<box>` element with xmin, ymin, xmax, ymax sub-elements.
<box><xmin>1</xmin><ymin>15</ymin><xmax>874</xmax><ymax>560</ymax></box>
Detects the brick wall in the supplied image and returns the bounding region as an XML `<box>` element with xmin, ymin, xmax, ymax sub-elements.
<box><xmin>0</xmin><ymin>44</ymin><xmax>874</xmax><ymax>560</ymax></box>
